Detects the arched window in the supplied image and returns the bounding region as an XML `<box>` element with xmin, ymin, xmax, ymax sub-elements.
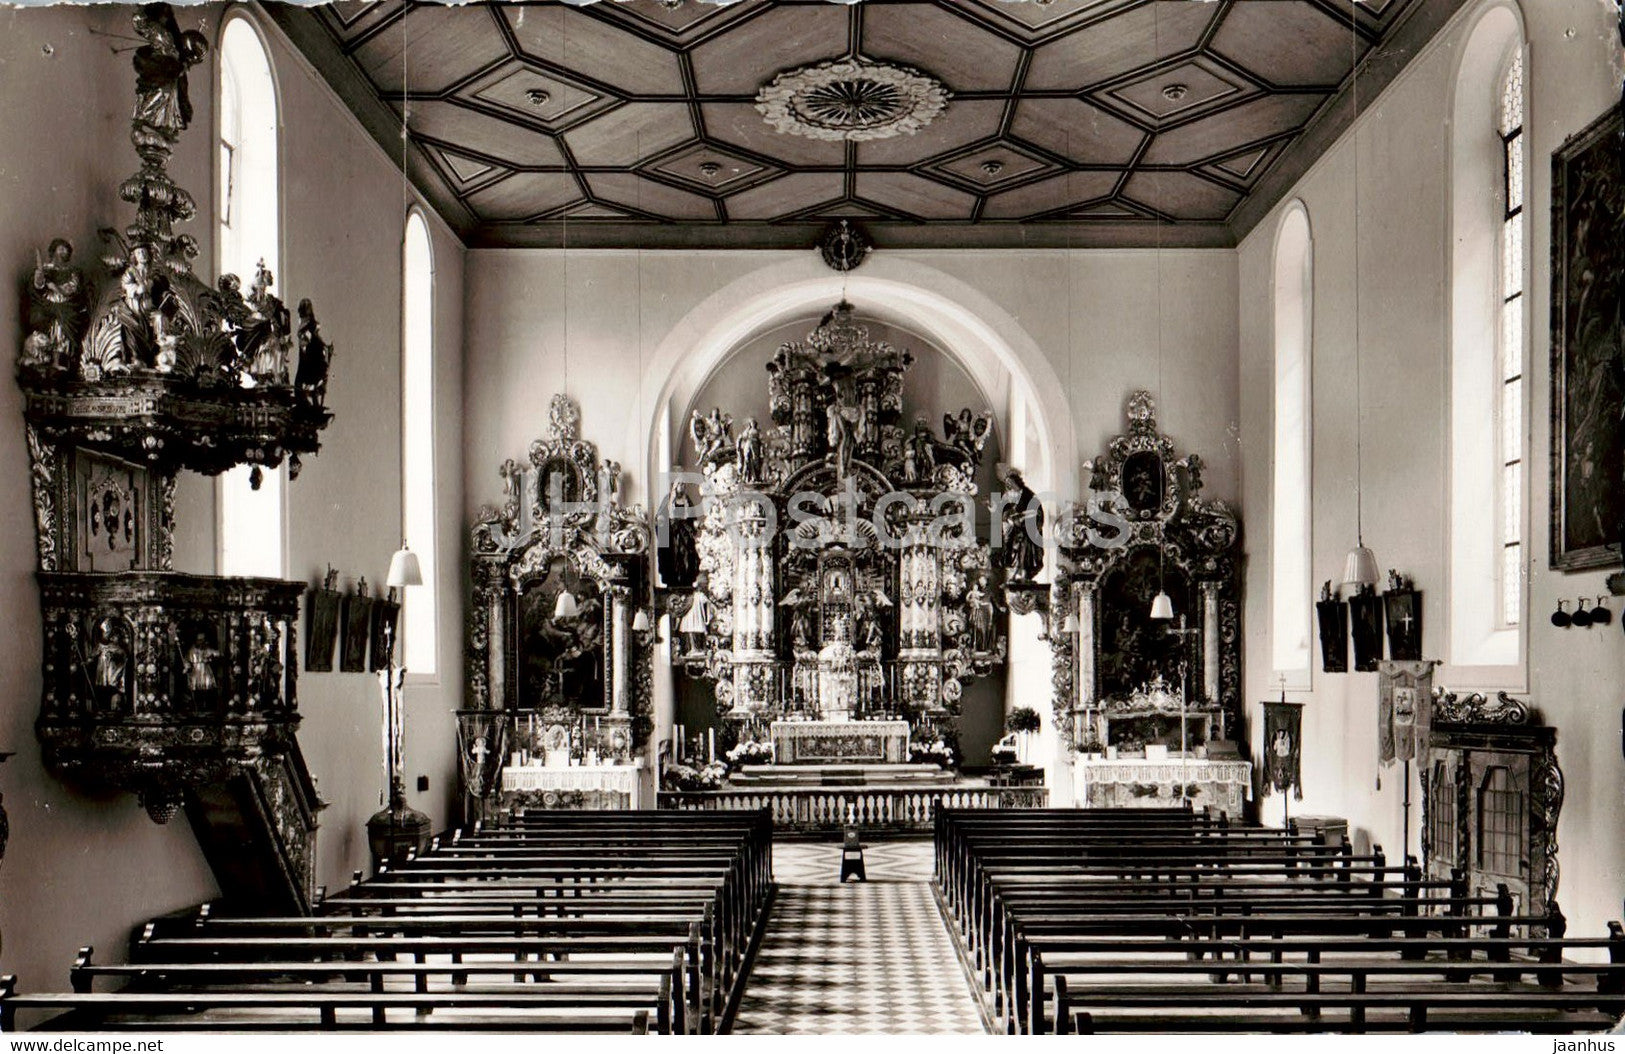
<box><xmin>1448</xmin><ymin>5</ymin><xmax>1525</xmax><ymax>678</ymax></box>
<box><xmin>1271</xmin><ymin>204</ymin><xmax>1313</xmax><ymax>683</ymax></box>
<box><xmin>1495</xmin><ymin>52</ymin><xmax>1525</xmax><ymax>629</ymax></box>
<box><xmin>401</xmin><ymin>211</ymin><xmax>438</xmax><ymax>676</ymax></box>
<box><xmin>216</xmin><ymin>15</ymin><xmax>283</xmax><ymax>578</ymax></box>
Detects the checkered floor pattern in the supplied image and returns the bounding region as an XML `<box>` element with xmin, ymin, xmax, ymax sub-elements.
<box><xmin>731</xmin><ymin>840</ymin><xmax>986</xmax><ymax>1034</ymax></box>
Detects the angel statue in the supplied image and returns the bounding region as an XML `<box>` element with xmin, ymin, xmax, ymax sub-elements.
<box><xmin>736</xmin><ymin>417</ymin><xmax>764</xmax><ymax>482</ymax></box>
<box><xmin>22</xmin><ymin>238</ymin><xmax>88</xmax><ymax>371</ymax></box>
<box><xmin>943</xmin><ymin>408</ymin><xmax>993</xmax><ymax>467</ymax></box>
<box><xmin>688</xmin><ymin>407</ymin><xmax>734</xmax><ymax>469</ymax></box>
<box><xmin>131</xmin><ymin>3</ymin><xmax>208</xmax><ymax>141</ymax></box>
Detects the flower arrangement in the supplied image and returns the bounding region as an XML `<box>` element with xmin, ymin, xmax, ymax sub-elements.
<box><xmin>724</xmin><ymin>739</ymin><xmax>773</xmax><ymax>770</ymax></box>
<box><xmin>909</xmin><ymin>738</ymin><xmax>955</xmax><ymax>769</ymax></box>
<box><xmin>1005</xmin><ymin>706</ymin><xmax>1042</xmax><ymax>735</ymax></box>
<box><xmin>662</xmin><ymin>761</ymin><xmax>728</xmax><ymax>792</ymax></box>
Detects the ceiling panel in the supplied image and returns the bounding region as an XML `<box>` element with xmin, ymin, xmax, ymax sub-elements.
<box><xmin>856</xmin><ymin>172</ymin><xmax>978</xmax><ymax>220</ymax></box>
<box><xmin>724</xmin><ymin>172</ymin><xmax>847</xmax><ymax>220</ymax></box>
<box><xmin>1210</xmin><ymin>1</ymin><xmax>1369</xmax><ymax>88</ymax></box>
<box><xmin>400</xmin><ymin>100</ymin><xmax>569</xmax><ymax>168</ymax></box>
<box><xmin>292</xmin><ymin>0</ymin><xmax>1449</xmax><ymax>245</ymax></box>
<box><xmin>701</xmin><ymin>101</ymin><xmax>848</xmax><ymax>168</ymax></box>
<box><xmin>1024</xmin><ymin>2</ymin><xmax>1216</xmax><ymax>91</ymax></box>
<box><xmin>586</xmin><ymin>173</ymin><xmax>721</xmax><ymax>219</ymax></box>
<box><xmin>688</xmin><ymin>4</ymin><xmax>854</xmax><ymax>95</ymax></box>
<box><xmin>854</xmin><ymin>99</ymin><xmax>1005</xmax><ymax>167</ymax></box>
<box><xmin>1121</xmin><ymin>169</ymin><xmax>1243</xmax><ymax>219</ymax></box>
<box><xmin>1009</xmin><ymin>97</ymin><xmax>1148</xmax><ymax>167</ymax></box>
<box><xmin>860</xmin><ymin>4</ymin><xmax>1023</xmax><ymax>93</ymax></box>
<box><xmin>351</xmin><ymin>5</ymin><xmax>509</xmax><ymax>95</ymax></box>
<box><xmin>978</xmin><ymin>170</ymin><xmax>1121</xmax><ymax>219</ymax></box>
<box><xmin>1139</xmin><ymin>92</ymin><xmax>1328</xmax><ymax>165</ymax></box>
<box><xmin>500</xmin><ymin>5</ymin><xmax>687</xmax><ymax>96</ymax></box>
<box><xmin>562</xmin><ymin>102</ymin><xmax>697</xmax><ymax>167</ymax></box>
<box><xmin>465</xmin><ymin>171</ymin><xmax>582</xmax><ymax>221</ymax></box>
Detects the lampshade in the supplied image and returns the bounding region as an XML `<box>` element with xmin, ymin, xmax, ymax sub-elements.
<box><xmin>553</xmin><ymin>589</ymin><xmax>579</xmax><ymax>619</ymax></box>
<box><xmin>1342</xmin><ymin>543</ymin><xmax>1380</xmax><ymax>590</ymax></box>
<box><xmin>631</xmin><ymin>609</ymin><xmax>651</xmax><ymax>632</ymax></box>
<box><xmin>1149</xmin><ymin>591</ymin><xmax>1175</xmax><ymax>620</ymax></box>
<box><xmin>1060</xmin><ymin>612</ymin><xmax>1080</xmax><ymax>634</ymax></box>
<box><xmin>386</xmin><ymin>548</ymin><xmax>423</xmax><ymax>588</ymax></box>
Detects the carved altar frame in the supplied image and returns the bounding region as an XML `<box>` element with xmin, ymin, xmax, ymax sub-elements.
<box><xmin>466</xmin><ymin>396</ymin><xmax>652</xmax><ymax>778</ymax></box>
<box><xmin>1053</xmin><ymin>391</ymin><xmax>1243</xmax><ymax>750</ymax></box>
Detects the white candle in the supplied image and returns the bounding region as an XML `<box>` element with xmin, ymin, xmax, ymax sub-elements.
<box><xmin>709</xmin><ymin>728</ymin><xmax>716</xmax><ymax>763</ymax></box>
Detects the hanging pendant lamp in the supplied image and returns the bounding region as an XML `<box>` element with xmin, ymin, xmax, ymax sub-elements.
<box><xmin>1150</xmin><ymin>591</ymin><xmax>1175</xmax><ymax>621</ymax></box>
<box><xmin>1341</xmin><ymin>1</ymin><xmax>1379</xmax><ymax>593</ymax></box>
<box><xmin>554</xmin><ymin>589</ymin><xmax>579</xmax><ymax>619</ymax></box>
<box><xmin>631</xmin><ymin>608</ymin><xmax>651</xmax><ymax>633</ymax></box>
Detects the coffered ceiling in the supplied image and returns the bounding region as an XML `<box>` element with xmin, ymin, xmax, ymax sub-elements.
<box><xmin>268</xmin><ymin>0</ymin><xmax>1467</xmax><ymax>249</ymax></box>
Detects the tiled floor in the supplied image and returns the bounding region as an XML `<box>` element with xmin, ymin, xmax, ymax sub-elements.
<box><xmin>730</xmin><ymin>840</ymin><xmax>987</xmax><ymax>1035</ymax></box>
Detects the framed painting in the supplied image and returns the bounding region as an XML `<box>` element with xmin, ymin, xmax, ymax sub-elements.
<box><xmin>1550</xmin><ymin>105</ymin><xmax>1625</xmax><ymax>570</ymax></box>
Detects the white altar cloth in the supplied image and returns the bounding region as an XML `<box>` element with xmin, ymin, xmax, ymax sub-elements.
<box><xmin>501</xmin><ymin>760</ymin><xmax>643</xmax><ymax>809</ymax></box>
<box><xmin>1074</xmin><ymin>757</ymin><xmax>1251</xmax><ymax>818</ymax></box>
<box><xmin>770</xmin><ymin>719</ymin><xmax>911</xmax><ymax>764</ymax></box>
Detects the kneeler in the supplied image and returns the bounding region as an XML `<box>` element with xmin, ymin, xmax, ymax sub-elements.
<box><xmin>839</xmin><ymin>828</ymin><xmax>866</xmax><ymax>882</ymax></box>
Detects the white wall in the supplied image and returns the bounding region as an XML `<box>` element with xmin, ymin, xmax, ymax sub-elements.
<box><xmin>1238</xmin><ymin>0</ymin><xmax>1624</xmax><ymax>944</ymax></box>
<box><xmin>463</xmin><ymin>247</ymin><xmax>1239</xmax><ymax>517</ymax></box>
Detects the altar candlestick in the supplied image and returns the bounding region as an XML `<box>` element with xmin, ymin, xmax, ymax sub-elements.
<box><xmin>709</xmin><ymin>728</ymin><xmax>716</xmax><ymax>763</ymax></box>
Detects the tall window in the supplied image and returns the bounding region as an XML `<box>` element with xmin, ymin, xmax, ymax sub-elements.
<box><xmin>216</xmin><ymin>17</ymin><xmax>283</xmax><ymax>578</ymax></box>
<box><xmin>1448</xmin><ymin>7</ymin><xmax>1524</xmax><ymax>678</ymax></box>
<box><xmin>1271</xmin><ymin>204</ymin><xmax>1313</xmax><ymax>681</ymax></box>
<box><xmin>1496</xmin><ymin>52</ymin><xmax>1525</xmax><ymax>629</ymax></box>
<box><xmin>401</xmin><ymin>212</ymin><xmax>438</xmax><ymax>676</ymax></box>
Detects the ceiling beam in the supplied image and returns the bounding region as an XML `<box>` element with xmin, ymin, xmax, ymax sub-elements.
<box><xmin>463</xmin><ymin>219</ymin><xmax>1237</xmax><ymax>251</ymax></box>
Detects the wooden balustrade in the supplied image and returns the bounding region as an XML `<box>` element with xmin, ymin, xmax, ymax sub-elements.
<box><xmin>657</xmin><ymin>785</ymin><xmax>1048</xmax><ymax>831</ymax></box>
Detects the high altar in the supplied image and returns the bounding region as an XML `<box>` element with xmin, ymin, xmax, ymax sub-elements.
<box><xmin>667</xmin><ymin>303</ymin><xmax>1010</xmax><ymax>764</ymax></box>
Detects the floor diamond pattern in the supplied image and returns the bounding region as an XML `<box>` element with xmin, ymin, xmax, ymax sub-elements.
<box><xmin>731</xmin><ymin>840</ymin><xmax>985</xmax><ymax>1035</ymax></box>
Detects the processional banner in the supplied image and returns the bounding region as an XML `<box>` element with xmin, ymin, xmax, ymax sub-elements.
<box><xmin>1262</xmin><ymin>701</ymin><xmax>1302</xmax><ymax>800</ymax></box>
<box><xmin>1377</xmin><ymin>659</ymin><xmax>1439</xmax><ymax>766</ymax></box>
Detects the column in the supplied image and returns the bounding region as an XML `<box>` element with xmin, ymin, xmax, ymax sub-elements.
<box><xmin>610</xmin><ymin>586</ymin><xmax>630</xmax><ymax>713</ymax></box>
<box><xmin>1201</xmin><ymin>581</ymin><xmax>1220</xmax><ymax>704</ymax></box>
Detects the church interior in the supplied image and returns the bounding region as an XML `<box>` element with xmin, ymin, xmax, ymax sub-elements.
<box><xmin>0</xmin><ymin>0</ymin><xmax>1622</xmax><ymax>1036</ymax></box>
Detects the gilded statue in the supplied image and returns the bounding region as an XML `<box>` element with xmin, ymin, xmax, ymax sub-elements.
<box><xmin>246</xmin><ymin>260</ymin><xmax>291</xmax><ymax>386</ymax></box>
<box><xmin>688</xmin><ymin>407</ymin><xmax>733</xmax><ymax>469</ymax></box>
<box><xmin>131</xmin><ymin>4</ymin><xmax>207</xmax><ymax>141</ymax></box>
<box><xmin>736</xmin><ymin>417</ymin><xmax>764</xmax><ymax>482</ymax></box>
<box><xmin>23</xmin><ymin>239</ymin><xmax>89</xmax><ymax>371</ymax></box>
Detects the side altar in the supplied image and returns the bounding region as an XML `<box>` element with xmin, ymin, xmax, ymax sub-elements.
<box><xmin>1053</xmin><ymin>392</ymin><xmax>1252</xmax><ymax>817</ymax></box>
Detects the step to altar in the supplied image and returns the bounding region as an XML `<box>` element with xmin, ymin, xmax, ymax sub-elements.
<box><xmin>728</xmin><ymin>763</ymin><xmax>966</xmax><ymax>788</ymax></box>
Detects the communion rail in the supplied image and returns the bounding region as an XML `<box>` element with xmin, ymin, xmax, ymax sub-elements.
<box><xmin>657</xmin><ymin>785</ymin><xmax>1049</xmax><ymax>832</ymax></box>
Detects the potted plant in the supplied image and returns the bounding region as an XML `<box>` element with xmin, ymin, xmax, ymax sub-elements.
<box><xmin>724</xmin><ymin>739</ymin><xmax>773</xmax><ymax>771</ymax></box>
